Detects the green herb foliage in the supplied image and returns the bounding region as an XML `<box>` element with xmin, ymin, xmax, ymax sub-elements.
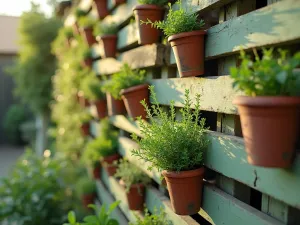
<box><xmin>93</xmin><ymin>22</ymin><xmax>118</xmax><ymax>37</ymax></box>
<box><xmin>64</xmin><ymin>202</ymin><xmax>120</xmax><ymax>225</ymax></box>
<box><xmin>114</xmin><ymin>159</ymin><xmax>150</xmax><ymax>192</ymax></box>
<box><xmin>64</xmin><ymin>26</ymin><xmax>74</xmax><ymax>38</ymax></box>
<box><xmin>78</xmin><ymin>17</ymin><xmax>97</xmax><ymax>28</ymax></box>
<box><xmin>137</xmin><ymin>0</ymin><xmax>168</xmax><ymax>6</ymax></box>
<box><xmin>81</xmin><ymin>71</ymin><xmax>106</xmax><ymax>101</ymax></box>
<box><xmin>129</xmin><ymin>208</ymin><xmax>171</xmax><ymax>225</ymax></box>
<box><xmin>74</xmin><ymin>8</ymin><xmax>87</xmax><ymax>18</ymax></box>
<box><xmin>75</xmin><ymin>177</ymin><xmax>96</xmax><ymax>197</ymax></box>
<box><xmin>141</xmin><ymin>0</ymin><xmax>204</xmax><ymax>37</ymax></box>
<box><xmin>231</xmin><ymin>48</ymin><xmax>300</xmax><ymax>96</ymax></box>
<box><xmin>132</xmin><ymin>86</ymin><xmax>209</xmax><ymax>172</ymax></box>
<box><xmin>101</xmin><ymin>64</ymin><xmax>146</xmax><ymax>100</ymax></box>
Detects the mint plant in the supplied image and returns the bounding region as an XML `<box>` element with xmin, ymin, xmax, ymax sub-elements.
<box><xmin>141</xmin><ymin>0</ymin><xmax>205</xmax><ymax>37</ymax></box>
<box><xmin>137</xmin><ymin>0</ymin><xmax>168</xmax><ymax>6</ymax></box>
<box><xmin>230</xmin><ymin>48</ymin><xmax>300</xmax><ymax>96</ymax></box>
<box><xmin>101</xmin><ymin>64</ymin><xmax>146</xmax><ymax>100</ymax></box>
<box><xmin>132</xmin><ymin>86</ymin><xmax>209</xmax><ymax>172</ymax></box>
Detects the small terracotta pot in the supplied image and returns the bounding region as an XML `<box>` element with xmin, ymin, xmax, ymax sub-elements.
<box><xmin>101</xmin><ymin>35</ymin><xmax>118</xmax><ymax>58</ymax></box>
<box><xmin>83</xmin><ymin>27</ymin><xmax>96</xmax><ymax>47</ymax></box>
<box><xmin>162</xmin><ymin>167</ymin><xmax>204</xmax><ymax>215</ymax></box>
<box><xmin>102</xmin><ymin>154</ymin><xmax>120</xmax><ymax>176</ymax></box>
<box><xmin>234</xmin><ymin>96</ymin><xmax>300</xmax><ymax>168</ymax></box>
<box><xmin>92</xmin><ymin>165</ymin><xmax>101</xmax><ymax>180</ymax></box>
<box><xmin>82</xmin><ymin>193</ymin><xmax>95</xmax><ymax>208</ymax></box>
<box><xmin>73</xmin><ymin>22</ymin><xmax>80</xmax><ymax>35</ymax></box>
<box><xmin>121</xmin><ymin>181</ymin><xmax>145</xmax><ymax>210</ymax></box>
<box><xmin>106</xmin><ymin>93</ymin><xmax>126</xmax><ymax>116</ymax></box>
<box><xmin>81</xmin><ymin>58</ymin><xmax>93</xmax><ymax>69</ymax></box>
<box><xmin>80</xmin><ymin>123</ymin><xmax>90</xmax><ymax>136</ymax></box>
<box><xmin>94</xmin><ymin>99</ymin><xmax>107</xmax><ymax>119</ymax></box>
<box><xmin>133</xmin><ymin>5</ymin><xmax>164</xmax><ymax>45</ymax></box>
<box><xmin>113</xmin><ymin>0</ymin><xmax>126</xmax><ymax>6</ymax></box>
<box><xmin>121</xmin><ymin>84</ymin><xmax>149</xmax><ymax>120</ymax></box>
<box><xmin>168</xmin><ymin>30</ymin><xmax>206</xmax><ymax>78</ymax></box>
<box><xmin>93</xmin><ymin>0</ymin><xmax>109</xmax><ymax>19</ymax></box>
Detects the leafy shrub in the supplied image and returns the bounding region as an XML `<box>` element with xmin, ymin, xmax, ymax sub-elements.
<box><xmin>129</xmin><ymin>208</ymin><xmax>171</xmax><ymax>225</ymax></box>
<box><xmin>3</xmin><ymin>104</ymin><xmax>28</xmax><ymax>144</ymax></box>
<box><xmin>0</xmin><ymin>150</ymin><xmax>76</xmax><ymax>225</ymax></box>
<box><xmin>64</xmin><ymin>27</ymin><xmax>74</xmax><ymax>38</ymax></box>
<box><xmin>142</xmin><ymin>0</ymin><xmax>205</xmax><ymax>37</ymax></box>
<box><xmin>101</xmin><ymin>64</ymin><xmax>146</xmax><ymax>100</ymax></box>
<box><xmin>114</xmin><ymin>159</ymin><xmax>150</xmax><ymax>192</ymax></box>
<box><xmin>78</xmin><ymin>17</ymin><xmax>96</xmax><ymax>28</ymax></box>
<box><xmin>80</xmin><ymin>72</ymin><xmax>106</xmax><ymax>101</ymax></box>
<box><xmin>93</xmin><ymin>22</ymin><xmax>118</xmax><ymax>37</ymax></box>
<box><xmin>137</xmin><ymin>0</ymin><xmax>168</xmax><ymax>6</ymax></box>
<box><xmin>132</xmin><ymin>86</ymin><xmax>209</xmax><ymax>172</ymax></box>
<box><xmin>230</xmin><ymin>48</ymin><xmax>300</xmax><ymax>96</ymax></box>
<box><xmin>64</xmin><ymin>202</ymin><xmax>120</xmax><ymax>225</ymax></box>
<box><xmin>74</xmin><ymin>8</ymin><xmax>87</xmax><ymax>19</ymax></box>
<box><xmin>76</xmin><ymin>177</ymin><xmax>96</xmax><ymax>197</ymax></box>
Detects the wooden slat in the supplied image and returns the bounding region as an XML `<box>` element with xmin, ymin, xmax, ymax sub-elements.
<box><xmin>117</xmin><ymin>22</ymin><xmax>138</xmax><ymax>50</ymax></box>
<box><xmin>180</xmin><ymin>0</ymin><xmax>235</xmax><ymax>14</ymax></box>
<box><xmin>169</xmin><ymin>0</ymin><xmax>300</xmax><ymax>64</ymax></box>
<box><xmin>93</xmin><ymin>58</ymin><xmax>122</xmax><ymax>75</ymax></box>
<box><xmin>110</xmin><ymin>115</ymin><xmax>142</xmax><ymax>136</ymax></box>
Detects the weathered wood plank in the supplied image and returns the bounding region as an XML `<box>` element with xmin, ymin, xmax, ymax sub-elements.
<box><xmin>93</xmin><ymin>58</ymin><xmax>122</xmax><ymax>75</ymax></box>
<box><xmin>150</xmin><ymin>76</ymin><xmax>241</xmax><ymax>115</ymax></box>
<box><xmin>110</xmin><ymin>116</ymin><xmax>143</xmax><ymax>136</ymax></box>
<box><xmin>117</xmin><ymin>22</ymin><xmax>138</xmax><ymax>50</ymax></box>
<box><xmin>180</xmin><ymin>0</ymin><xmax>235</xmax><ymax>14</ymax></box>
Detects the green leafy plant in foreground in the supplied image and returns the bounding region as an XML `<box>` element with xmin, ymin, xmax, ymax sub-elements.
<box><xmin>230</xmin><ymin>48</ymin><xmax>300</xmax><ymax>96</ymax></box>
<box><xmin>93</xmin><ymin>22</ymin><xmax>118</xmax><ymax>37</ymax></box>
<box><xmin>114</xmin><ymin>159</ymin><xmax>150</xmax><ymax>192</ymax></box>
<box><xmin>81</xmin><ymin>72</ymin><xmax>106</xmax><ymax>101</ymax></box>
<box><xmin>137</xmin><ymin>0</ymin><xmax>168</xmax><ymax>6</ymax></box>
<box><xmin>64</xmin><ymin>202</ymin><xmax>120</xmax><ymax>225</ymax></box>
<box><xmin>141</xmin><ymin>0</ymin><xmax>205</xmax><ymax>37</ymax></box>
<box><xmin>101</xmin><ymin>63</ymin><xmax>146</xmax><ymax>100</ymax></box>
<box><xmin>129</xmin><ymin>208</ymin><xmax>171</xmax><ymax>225</ymax></box>
<box><xmin>132</xmin><ymin>86</ymin><xmax>209</xmax><ymax>172</ymax></box>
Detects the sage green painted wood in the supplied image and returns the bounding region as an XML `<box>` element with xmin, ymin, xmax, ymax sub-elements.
<box><xmin>150</xmin><ymin>76</ymin><xmax>241</xmax><ymax>115</ymax></box>
<box><xmin>117</xmin><ymin>22</ymin><xmax>138</xmax><ymax>50</ymax></box>
<box><xmin>268</xmin><ymin>0</ymin><xmax>281</xmax><ymax>4</ymax></box>
<box><xmin>262</xmin><ymin>194</ymin><xmax>289</xmax><ymax>223</ymax></box>
<box><xmin>95</xmin><ymin>181</ymin><xmax>129</xmax><ymax>225</ymax></box>
<box><xmin>169</xmin><ymin>0</ymin><xmax>300</xmax><ymax>64</ymax></box>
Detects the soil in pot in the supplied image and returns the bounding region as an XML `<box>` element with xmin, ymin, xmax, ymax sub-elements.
<box><xmin>93</xmin><ymin>0</ymin><xmax>109</xmax><ymax>19</ymax></box>
<box><xmin>106</xmin><ymin>93</ymin><xmax>126</xmax><ymax>116</ymax></box>
<box><xmin>101</xmin><ymin>35</ymin><xmax>118</xmax><ymax>58</ymax></box>
<box><xmin>82</xmin><ymin>193</ymin><xmax>95</xmax><ymax>208</ymax></box>
<box><xmin>133</xmin><ymin>5</ymin><xmax>164</xmax><ymax>45</ymax></box>
<box><xmin>168</xmin><ymin>30</ymin><xmax>206</xmax><ymax>78</ymax></box>
<box><xmin>234</xmin><ymin>96</ymin><xmax>300</xmax><ymax>168</ymax></box>
<box><xmin>162</xmin><ymin>167</ymin><xmax>204</xmax><ymax>215</ymax></box>
<box><xmin>102</xmin><ymin>154</ymin><xmax>120</xmax><ymax>176</ymax></box>
<box><xmin>94</xmin><ymin>99</ymin><xmax>107</xmax><ymax>119</ymax></box>
<box><xmin>121</xmin><ymin>84</ymin><xmax>149</xmax><ymax>120</ymax></box>
<box><xmin>83</xmin><ymin>27</ymin><xmax>96</xmax><ymax>47</ymax></box>
<box><xmin>81</xmin><ymin>123</ymin><xmax>90</xmax><ymax>137</ymax></box>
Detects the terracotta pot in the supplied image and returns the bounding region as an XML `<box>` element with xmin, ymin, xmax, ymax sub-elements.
<box><xmin>105</xmin><ymin>164</ymin><xmax>118</xmax><ymax>176</ymax></box>
<box><xmin>101</xmin><ymin>35</ymin><xmax>118</xmax><ymax>58</ymax></box>
<box><xmin>234</xmin><ymin>96</ymin><xmax>300</xmax><ymax>168</ymax></box>
<box><xmin>81</xmin><ymin>58</ymin><xmax>93</xmax><ymax>69</ymax></box>
<box><xmin>121</xmin><ymin>84</ymin><xmax>149</xmax><ymax>120</ymax></box>
<box><xmin>83</xmin><ymin>27</ymin><xmax>96</xmax><ymax>47</ymax></box>
<box><xmin>92</xmin><ymin>165</ymin><xmax>101</xmax><ymax>179</ymax></box>
<box><xmin>106</xmin><ymin>93</ymin><xmax>126</xmax><ymax>116</ymax></box>
<box><xmin>82</xmin><ymin>193</ymin><xmax>95</xmax><ymax>208</ymax></box>
<box><xmin>94</xmin><ymin>99</ymin><xmax>107</xmax><ymax>119</ymax></box>
<box><xmin>93</xmin><ymin>0</ymin><xmax>109</xmax><ymax>19</ymax></box>
<box><xmin>80</xmin><ymin>123</ymin><xmax>90</xmax><ymax>136</ymax></box>
<box><xmin>168</xmin><ymin>30</ymin><xmax>206</xmax><ymax>78</ymax></box>
<box><xmin>162</xmin><ymin>167</ymin><xmax>204</xmax><ymax>215</ymax></box>
<box><xmin>102</xmin><ymin>153</ymin><xmax>120</xmax><ymax>164</ymax></box>
<box><xmin>123</xmin><ymin>182</ymin><xmax>145</xmax><ymax>211</ymax></box>
<box><xmin>113</xmin><ymin>0</ymin><xmax>126</xmax><ymax>6</ymax></box>
<box><xmin>102</xmin><ymin>154</ymin><xmax>120</xmax><ymax>176</ymax></box>
<box><xmin>73</xmin><ymin>22</ymin><xmax>80</xmax><ymax>35</ymax></box>
<box><xmin>133</xmin><ymin>5</ymin><xmax>164</xmax><ymax>45</ymax></box>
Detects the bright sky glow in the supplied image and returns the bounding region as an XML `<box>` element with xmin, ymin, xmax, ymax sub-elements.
<box><xmin>0</xmin><ymin>0</ymin><xmax>51</xmax><ymax>16</ymax></box>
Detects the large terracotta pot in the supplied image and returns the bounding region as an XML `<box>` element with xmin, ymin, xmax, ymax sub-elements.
<box><xmin>82</xmin><ymin>193</ymin><xmax>95</xmax><ymax>208</ymax></box>
<box><xmin>92</xmin><ymin>164</ymin><xmax>101</xmax><ymax>180</ymax></box>
<box><xmin>102</xmin><ymin>154</ymin><xmax>120</xmax><ymax>176</ymax></box>
<box><xmin>83</xmin><ymin>27</ymin><xmax>96</xmax><ymax>47</ymax></box>
<box><xmin>234</xmin><ymin>96</ymin><xmax>300</xmax><ymax>168</ymax></box>
<box><xmin>93</xmin><ymin>0</ymin><xmax>109</xmax><ymax>19</ymax></box>
<box><xmin>162</xmin><ymin>167</ymin><xmax>204</xmax><ymax>215</ymax></box>
<box><xmin>94</xmin><ymin>99</ymin><xmax>107</xmax><ymax>119</ymax></box>
<box><xmin>80</xmin><ymin>123</ymin><xmax>90</xmax><ymax>136</ymax></box>
<box><xmin>122</xmin><ymin>182</ymin><xmax>145</xmax><ymax>211</ymax></box>
<box><xmin>168</xmin><ymin>30</ymin><xmax>206</xmax><ymax>78</ymax></box>
<box><xmin>133</xmin><ymin>5</ymin><xmax>164</xmax><ymax>45</ymax></box>
<box><xmin>101</xmin><ymin>35</ymin><xmax>118</xmax><ymax>58</ymax></box>
<box><xmin>121</xmin><ymin>84</ymin><xmax>149</xmax><ymax>120</ymax></box>
<box><xmin>106</xmin><ymin>93</ymin><xmax>126</xmax><ymax>116</ymax></box>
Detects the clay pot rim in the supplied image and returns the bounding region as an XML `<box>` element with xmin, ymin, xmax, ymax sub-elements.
<box><xmin>162</xmin><ymin>167</ymin><xmax>205</xmax><ymax>178</ymax></box>
<box><xmin>168</xmin><ymin>30</ymin><xmax>206</xmax><ymax>43</ymax></box>
<box><xmin>233</xmin><ymin>96</ymin><xmax>300</xmax><ymax>107</ymax></box>
<box><xmin>120</xmin><ymin>84</ymin><xmax>149</xmax><ymax>95</ymax></box>
<box><xmin>100</xmin><ymin>34</ymin><xmax>118</xmax><ymax>39</ymax></box>
<box><xmin>133</xmin><ymin>4</ymin><xmax>164</xmax><ymax>11</ymax></box>
<box><xmin>102</xmin><ymin>153</ymin><xmax>120</xmax><ymax>163</ymax></box>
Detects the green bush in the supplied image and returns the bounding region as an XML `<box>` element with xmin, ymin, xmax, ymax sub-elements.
<box><xmin>75</xmin><ymin>177</ymin><xmax>96</xmax><ymax>197</ymax></box>
<box><xmin>114</xmin><ymin>159</ymin><xmax>150</xmax><ymax>192</ymax></box>
<box><xmin>137</xmin><ymin>0</ymin><xmax>168</xmax><ymax>6</ymax></box>
<box><xmin>132</xmin><ymin>86</ymin><xmax>209</xmax><ymax>172</ymax></box>
<box><xmin>101</xmin><ymin>64</ymin><xmax>146</xmax><ymax>100</ymax></box>
<box><xmin>80</xmin><ymin>72</ymin><xmax>106</xmax><ymax>101</ymax></box>
<box><xmin>93</xmin><ymin>22</ymin><xmax>118</xmax><ymax>37</ymax></box>
<box><xmin>142</xmin><ymin>0</ymin><xmax>205</xmax><ymax>37</ymax></box>
<box><xmin>2</xmin><ymin>104</ymin><xmax>28</xmax><ymax>144</ymax></box>
<box><xmin>129</xmin><ymin>208</ymin><xmax>171</xmax><ymax>225</ymax></box>
<box><xmin>230</xmin><ymin>48</ymin><xmax>300</xmax><ymax>96</ymax></box>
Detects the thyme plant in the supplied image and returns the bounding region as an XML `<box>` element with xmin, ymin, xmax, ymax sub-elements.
<box><xmin>132</xmin><ymin>86</ymin><xmax>209</xmax><ymax>172</ymax></box>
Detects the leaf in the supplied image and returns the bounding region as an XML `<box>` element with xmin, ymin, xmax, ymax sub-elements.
<box><xmin>83</xmin><ymin>215</ymin><xmax>98</xmax><ymax>224</ymax></box>
<box><xmin>107</xmin><ymin>219</ymin><xmax>119</xmax><ymax>225</ymax></box>
<box><xmin>276</xmin><ymin>71</ymin><xmax>287</xmax><ymax>84</ymax></box>
<box><xmin>68</xmin><ymin>211</ymin><xmax>76</xmax><ymax>224</ymax></box>
<box><xmin>108</xmin><ymin>201</ymin><xmax>120</xmax><ymax>214</ymax></box>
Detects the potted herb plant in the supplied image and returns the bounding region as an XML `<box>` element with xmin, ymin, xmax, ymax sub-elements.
<box><xmin>102</xmin><ymin>64</ymin><xmax>148</xmax><ymax>119</ymax></box>
<box><xmin>76</xmin><ymin>177</ymin><xmax>96</xmax><ymax>208</ymax></box>
<box><xmin>78</xmin><ymin>17</ymin><xmax>97</xmax><ymax>47</ymax></box>
<box><xmin>73</xmin><ymin>9</ymin><xmax>86</xmax><ymax>35</ymax></box>
<box><xmin>132</xmin><ymin>86</ymin><xmax>209</xmax><ymax>215</ymax></box>
<box><xmin>94</xmin><ymin>22</ymin><xmax>118</xmax><ymax>58</ymax></box>
<box><xmin>80</xmin><ymin>47</ymin><xmax>93</xmax><ymax>68</ymax></box>
<box><xmin>93</xmin><ymin>0</ymin><xmax>109</xmax><ymax>19</ymax></box>
<box><xmin>231</xmin><ymin>48</ymin><xmax>300</xmax><ymax>168</ymax></box>
<box><xmin>115</xmin><ymin>159</ymin><xmax>150</xmax><ymax>210</ymax></box>
<box><xmin>81</xmin><ymin>74</ymin><xmax>107</xmax><ymax>119</ymax></box>
<box><xmin>129</xmin><ymin>208</ymin><xmax>171</xmax><ymax>225</ymax></box>
<box><xmin>133</xmin><ymin>0</ymin><xmax>167</xmax><ymax>45</ymax></box>
<box><xmin>144</xmin><ymin>0</ymin><xmax>205</xmax><ymax>77</ymax></box>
